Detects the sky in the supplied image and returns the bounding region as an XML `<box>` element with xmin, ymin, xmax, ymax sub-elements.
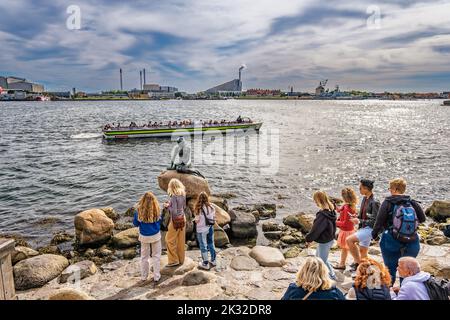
<box><xmin>0</xmin><ymin>0</ymin><xmax>450</xmax><ymax>93</ymax></box>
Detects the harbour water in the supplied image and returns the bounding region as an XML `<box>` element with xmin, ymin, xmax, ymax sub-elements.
<box><xmin>1</xmin><ymin>99</ymin><xmax>449</xmax><ymax>246</ymax></box>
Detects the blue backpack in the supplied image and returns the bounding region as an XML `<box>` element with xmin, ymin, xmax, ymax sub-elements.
<box><xmin>391</xmin><ymin>201</ymin><xmax>418</xmax><ymax>243</ymax></box>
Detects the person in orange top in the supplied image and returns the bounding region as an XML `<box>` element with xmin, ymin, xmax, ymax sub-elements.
<box><xmin>334</xmin><ymin>187</ymin><xmax>358</xmax><ymax>270</ymax></box>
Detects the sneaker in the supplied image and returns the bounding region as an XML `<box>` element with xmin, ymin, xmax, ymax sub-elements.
<box><xmin>198</xmin><ymin>262</ymin><xmax>210</xmax><ymax>270</ymax></box>
<box><xmin>209</xmin><ymin>260</ymin><xmax>217</xmax><ymax>267</ymax></box>
<box><xmin>154</xmin><ymin>275</ymin><xmax>161</xmax><ymax>283</ymax></box>
<box><xmin>349</xmin><ymin>263</ymin><xmax>359</xmax><ymax>272</ymax></box>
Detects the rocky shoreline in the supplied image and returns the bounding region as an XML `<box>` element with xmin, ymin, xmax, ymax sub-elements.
<box><xmin>2</xmin><ymin>172</ymin><xmax>450</xmax><ymax>300</ymax></box>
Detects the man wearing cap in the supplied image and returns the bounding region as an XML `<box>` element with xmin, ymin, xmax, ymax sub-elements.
<box><xmin>346</xmin><ymin>179</ymin><xmax>381</xmax><ymax>273</ymax></box>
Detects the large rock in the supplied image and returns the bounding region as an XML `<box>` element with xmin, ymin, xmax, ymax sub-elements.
<box><xmin>230</xmin><ymin>212</ymin><xmax>257</xmax><ymax>239</ymax></box>
<box><xmin>111</xmin><ymin>227</ymin><xmax>139</xmax><ymax>248</ymax></box>
<box><xmin>283</xmin><ymin>213</ymin><xmax>314</xmax><ymax>233</ymax></box>
<box><xmin>211</xmin><ymin>203</ymin><xmax>231</xmax><ymax>227</ymax></box>
<box><xmin>13</xmin><ymin>254</ymin><xmax>69</xmax><ymax>290</ymax></box>
<box><xmin>426</xmin><ymin>200</ymin><xmax>450</xmax><ymax>222</ymax></box>
<box><xmin>48</xmin><ymin>289</ymin><xmax>93</xmax><ymax>300</ymax></box>
<box><xmin>74</xmin><ymin>209</ymin><xmax>114</xmax><ymax>246</ymax></box>
<box><xmin>230</xmin><ymin>255</ymin><xmax>259</xmax><ymax>271</ymax></box>
<box><xmin>214</xmin><ymin>225</ymin><xmax>231</xmax><ymax>248</ymax></box>
<box><xmin>58</xmin><ymin>260</ymin><xmax>98</xmax><ymax>284</ymax></box>
<box><xmin>161</xmin><ymin>256</ymin><xmax>196</xmax><ymax>276</ymax></box>
<box><xmin>182</xmin><ymin>271</ymin><xmax>211</xmax><ymax>286</ymax></box>
<box><xmin>11</xmin><ymin>246</ymin><xmax>39</xmax><ymax>265</ymax></box>
<box><xmin>420</xmin><ymin>257</ymin><xmax>450</xmax><ymax>278</ymax></box>
<box><xmin>249</xmin><ymin>246</ymin><xmax>286</xmax><ymax>267</ymax></box>
<box><xmin>157</xmin><ymin>170</ymin><xmax>211</xmax><ymax>198</ymax></box>
<box><xmin>101</xmin><ymin>207</ymin><xmax>120</xmax><ymax>221</ymax></box>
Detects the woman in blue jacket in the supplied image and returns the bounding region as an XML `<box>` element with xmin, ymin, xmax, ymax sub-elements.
<box><xmin>133</xmin><ymin>191</ymin><xmax>162</xmax><ymax>282</ymax></box>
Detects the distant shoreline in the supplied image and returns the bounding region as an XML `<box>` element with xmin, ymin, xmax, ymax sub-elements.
<box><xmin>1</xmin><ymin>97</ymin><xmax>449</xmax><ymax>102</ymax></box>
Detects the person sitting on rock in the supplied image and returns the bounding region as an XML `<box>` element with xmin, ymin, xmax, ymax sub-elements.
<box><xmin>390</xmin><ymin>257</ymin><xmax>431</xmax><ymax>300</ymax></box>
<box><xmin>305</xmin><ymin>191</ymin><xmax>337</xmax><ymax>280</ymax></box>
<box><xmin>346</xmin><ymin>258</ymin><xmax>392</xmax><ymax>300</ymax></box>
<box><xmin>334</xmin><ymin>187</ymin><xmax>358</xmax><ymax>271</ymax></box>
<box><xmin>372</xmin><ymin>178</ymin><xmax>426</xmax><ymax>285</ymax></box>
<box><xmin>282</xmin><ymin>256</ymin><xmax>345</xmax><ymax>300</ymax></box>
<box><xmin>133</xmin><ymin>191</ymin><xmax>162</xmax><ymax>283</ymax></box>
<box><xmin>194</xmin><ymin>192</ymin><xmax>216</xmax><ymax>270</ymax></box>
<box><xmin>163</xmin><ymin>178</ymin><xmax>187</xmax><ymax>267</ymax></box>
<box><xmin>346</xmin><ymin>179</ymin><xmax>380</xmax><ymax>274</ymax></box>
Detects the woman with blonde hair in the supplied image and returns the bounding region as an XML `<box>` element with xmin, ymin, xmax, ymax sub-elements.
<box><xmin>305</xmin><ymin>191</ymin><xmax>337</xmax><ymax>280</ymax></box>
<box><xmin>194</xmin><ymin>192</ymin><xmax>216</xmax><ymax>270</ymax></box>
<box><xmin>334</xmin><ymin>187</ymin><xmax>358</xmax><ymax>270</ymax></box>
<box><xmin>163</xmin><ymin>178</ymin><xmax>187</xmax><ymax>267</ymax></box>
<box><xmin>282</xmin><ymin>257</ymin><xmax>345</xmax><ymax>300</ymax></box>
<box><xmin>133</xmin><ymin>191</ymin><xmax>162</xmax><ymax>282</ymax></box>
<box><xmin>346</xmin><ymin>258</ymin><xmax>392</xmax><ymax>300</ymax></box>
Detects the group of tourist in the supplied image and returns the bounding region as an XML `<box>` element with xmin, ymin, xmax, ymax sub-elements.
<box><xmin>283</xmin><ymin>177</ymin><xmax>448</xmax><ymax>300</ymax></box>
<box><xmin>132</xmin><ymin>178</ymin><xmax>216</xmax><ymax>282</ymax></box>
<box><xmin>131</xmin><ymin>176</ymin><xmax>448</xmax><ymax>299</ymax></box>
<box><xmin>102</xmin><ymin>116</ymin><xmax>252</xmax><ymax>131</ymax></box>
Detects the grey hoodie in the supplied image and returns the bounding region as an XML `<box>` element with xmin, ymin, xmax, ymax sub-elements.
<box><xmin>391</xmin><ymin>271</ymin><xmax>431</xmax><ymax>300</ymax></box>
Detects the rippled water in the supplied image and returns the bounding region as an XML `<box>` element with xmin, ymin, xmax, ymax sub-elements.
<box><xmin>1</xmin><ymin>99</ymin><xmax>449</xmax><ymax>246</ymax></box>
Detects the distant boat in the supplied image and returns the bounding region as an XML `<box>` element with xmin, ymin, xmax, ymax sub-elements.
<box><xmin>443</xmin><ymin>100</ymin><xmax>450</xmax><ymax>106</ymax></box>
<box><xmin>102</xmin><ymin>118</ymin><xmax>262</xmax><ymax>140</ymax></box>
<box><xmin>35</xmin><ymin>96</ymin><xmax>50</xmax><ymax>101</ymax></box>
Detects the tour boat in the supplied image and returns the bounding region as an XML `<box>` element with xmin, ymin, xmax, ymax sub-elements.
<box><xmin>102</xmin><ymin>119</ymin><xmax>263</xmax><ymax>140</ymax></box>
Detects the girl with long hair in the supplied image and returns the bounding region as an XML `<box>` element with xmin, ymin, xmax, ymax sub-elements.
<box><xmin>194</xmin><ymin>192</ymin><xmax>216</xmax><ymax>270</ymax></box>
<box><xmin>133</xmin><ymin>191</ymin><xmax>162</xmax><ymax>282</ymax></box>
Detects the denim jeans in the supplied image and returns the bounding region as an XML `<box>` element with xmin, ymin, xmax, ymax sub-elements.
<box><xmin>380</xmin><ymin>230</ymin><xmax>420</xmax><ymax>286</ymax></box>
<box><xmin>197</xmin><ymin>225</ymin><xmax>216</xmax><ymax>263</ymax></box>
<box><xmin>316</xmin><ymin>240</ymin><xmax>336</xmax><ymax>279</ymax></box>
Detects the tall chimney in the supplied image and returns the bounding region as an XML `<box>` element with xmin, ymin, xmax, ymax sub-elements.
<box><xmin>140</xmin><ymin>71</ymin><xmax>143</xmax><ymax>90</ymax></box>
<box><xmin>143</xmin><ymin>68</ymin><xmax>146</xmax><ymax>85</ymax></box>
<box><xmin>120</xmin><ymin>68</ymin><xmax>123</xmax><ymax>91</ymax></box>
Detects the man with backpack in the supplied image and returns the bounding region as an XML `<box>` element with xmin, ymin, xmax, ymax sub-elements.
<box><xmin>391</xmin><ymin>257</ymin><xmax>449</xmax><ymax>300</ymax></box>
<box><xmin>372</xmin><ymin>178</ymin><xmax>426</xmax><ymax>285</ymax></box>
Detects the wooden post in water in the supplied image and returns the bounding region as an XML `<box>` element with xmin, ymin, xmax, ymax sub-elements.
<box><xmin>0</xmin><ymin>238</ymin><xmax>16</xmax><ymax>300</ymax></box>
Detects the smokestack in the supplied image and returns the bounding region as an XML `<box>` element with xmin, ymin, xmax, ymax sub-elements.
<box><xmin>140</xmin><ymin>71</ymin><xmax>143</xmax><ymax>90</ymax></box>
<box><xmin>238</xmin><ymin>65</ymin><xmax>245</xmax><ymax>91</ymax></box>
<box><xmin>120</xmin><ymin>68</ymin><xmax>123</xmax><ymax>91</ymax></box>
<box><xmin>143</xmin><ymin>68</ymin><xmax>146</xmax><ymax>85</ymax></box>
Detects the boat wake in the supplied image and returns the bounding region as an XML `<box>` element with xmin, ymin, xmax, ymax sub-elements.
<box><xmin>71</xmin><ymin>133</ymin><xmax>102</xmax><ymax>140</ymax></box>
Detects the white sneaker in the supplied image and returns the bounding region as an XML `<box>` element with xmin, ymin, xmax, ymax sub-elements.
<box><xmin>154</xmin><ymin>275</ymin><xmax>161</xmax><ymax>282</ymax></box>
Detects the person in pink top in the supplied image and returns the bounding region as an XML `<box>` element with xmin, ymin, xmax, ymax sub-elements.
<box><xmin>334</xmin><ymin>187</ymin><xmax>358</xmax><ymax>270</ymax></box>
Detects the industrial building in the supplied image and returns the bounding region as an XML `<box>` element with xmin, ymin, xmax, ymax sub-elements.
<box><xmin>0</xmin><ymin>76</ymin><xmax>44</xmax><ymax>93</ymax></box>
<box><xmin>144</xmin><ymin>83</ymin><xmax>178</xmax><ymax>98</ymax></box>
<box><xmin>205</xmin><ymin>66</ymin><xmax>245</xmax><ymax>94</ymax></box>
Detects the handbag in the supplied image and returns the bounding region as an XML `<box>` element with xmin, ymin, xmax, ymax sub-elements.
<box><xmin>172</xmin><ymin>214</ymin><xmax>186</xmax><ymax>230</ymax></box>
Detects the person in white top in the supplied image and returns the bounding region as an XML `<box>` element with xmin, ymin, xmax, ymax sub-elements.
<box><xmin>194</xmin><ymin>192</ymin><xmax>216</xmax><ymax>270</ymax></box>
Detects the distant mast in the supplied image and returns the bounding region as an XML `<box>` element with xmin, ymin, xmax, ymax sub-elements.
<box><xmin>119</xmin><ymin>68</ymin><xmax>123</xmax><ymax>91</ymax></box>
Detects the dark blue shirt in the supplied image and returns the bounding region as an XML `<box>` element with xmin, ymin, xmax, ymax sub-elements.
<box><xmin>133</xmin><ymin>210</ymin><xmax>161</xmax><ymax>236</ymax></box>
<box><xmin>282</xmin><ymin>283</ymin><xmax>345</xmax><ymax>300</ymax></box>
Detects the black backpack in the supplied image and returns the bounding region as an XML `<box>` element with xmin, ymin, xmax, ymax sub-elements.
<box><xmin>424</xmin><ymin>277</ymin><xmax>449</xmax><ymax>300</ymax></box>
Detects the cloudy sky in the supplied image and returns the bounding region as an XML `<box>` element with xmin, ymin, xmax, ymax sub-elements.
<box><xmin>1</xmin><ymin>0</ymin><xmax>450</xmax><ymax>93</ymax></box>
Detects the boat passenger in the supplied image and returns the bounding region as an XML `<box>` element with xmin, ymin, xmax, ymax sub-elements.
<box><xmin>237</xmin><ymin>115</ymin><xmax>242</xmax><ymax>123</ymax></box>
